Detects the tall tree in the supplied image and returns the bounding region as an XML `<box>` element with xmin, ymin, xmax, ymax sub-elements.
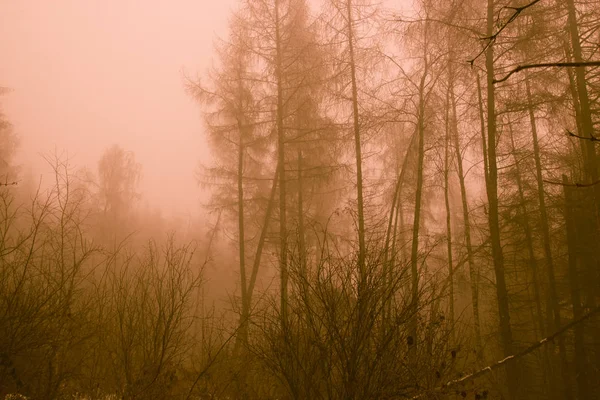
<box><xmin>484</xmin><ymin>0</ymin><xmax>518</xmax><ymax>396</ymax></box>
<box><xmin>96</xmin><ymin>144</ymin><xmax>141</xmax><ymax>241</ymax></box>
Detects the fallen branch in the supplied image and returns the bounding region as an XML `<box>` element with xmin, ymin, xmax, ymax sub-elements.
<box><xmin>410</xmin><ymin>305</ymin><xmax>600</xmax><ymax>399</ymax></box>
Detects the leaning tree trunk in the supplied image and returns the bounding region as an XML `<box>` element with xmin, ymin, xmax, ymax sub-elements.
<box><xmin>238</xmin><ymin>166</ymin><xmax>280</xmax><ymax>347</ymax></box>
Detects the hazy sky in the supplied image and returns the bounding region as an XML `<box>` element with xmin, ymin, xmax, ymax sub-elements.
<box><xmin>0</xmin><ymin>0</ymin><xmax>235</xmax><ymax>217</ymax></box>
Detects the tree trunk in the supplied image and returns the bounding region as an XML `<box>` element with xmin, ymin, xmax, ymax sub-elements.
<box><xmin>238</xmin><ymin>166</ymin><xmax>280</xmax><ymax>346</ymax></box>
<box><xmin>346</xmin><ymin>0</ymin><xmax>366</xmax><ymax>277</ymax></box>
<box><xmin>274</xmin><ymin>0</ymin><xmax>288</xmax><ymax>325</ymax></box>
<box><xmin>563</xmin><ymin>175</ymin><xmax>590</xmax><ymax>400</ymax></box>
<box><xmin>409</xmin><ymin>70</ymin><xmax>427</xmax><ymax>355</ymax></box>
<box><xmin>385</xmin><ymin>132</ymin><xmax>417</xmax><ymax>319</ymax></box>
<box><xmin>526</xmin><ymin>78</ymin><xmax>571</xmax><ymax>399</ymax></box>
<box><xmin>485</xmin><ymin>1</ymin><xmax>518</xmax><ymax>396</ymax></box>
<box><xmin>297</xmin><ymin>150</ymin><xmax>307</xmax><ymax>278</ymax></box>
<box><xmin>450</xmin><ymin>72</ymin><xmax>482</xmax><ymax>353</ymax></box>
<box><xmin>236</xmin><ymin>132</ymin><xmax>248</xmax><ymax>351</ymax></box>
<box><xmin>564</xmin><ymin>0</ymin><xmax>600</xmax><ymax>310</ymax></box>
<box><xmin>443</xmin><ymin>84</ymin><xmax>455</xmax><ymax>336</ymax></box>
<box><xmin>476</xmin><ymin>73</ymin><xmax>489</xmax><ymax>187</ymax></box>
<box><xmin>508</xmin><ymin>123</ymin><xmax>545</xmax><ymax>337</ymax></box>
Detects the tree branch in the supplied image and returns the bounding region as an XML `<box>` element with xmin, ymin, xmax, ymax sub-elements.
<box><xmin>0</xmin><ymin>180</ymin><xmax>19</xmax><ymax>187</ymax></box>
<box><xmin>566</xmin><ymin>129</ymin><xmax>600</xmax><ymax>142</ymax></box>
<box><xmin>468</xmin><ymin>0</ymin><xmax>544</xmax><ymax>65</ymax></box>
<box><xmin>493</xmin><ymin>61</ymin><xmax>600</xmax><ymax>83</ymax></box>
<box><xmin>543</xmin><ymin>178</ymin><xmax>600</xmax><ymax>188</ymax></box>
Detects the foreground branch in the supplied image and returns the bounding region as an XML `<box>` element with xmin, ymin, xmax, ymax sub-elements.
<box><xmin>410</xmin><ymin>305</ymin><xmax>600</xmax><ymax>399</ymax></box>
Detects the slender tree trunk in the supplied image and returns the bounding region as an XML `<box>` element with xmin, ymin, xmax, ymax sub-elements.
<box><xmin>526</xmin><ymin>79</ymin><xmax>571</xmax><ymax>399</ymax></box>
<box><xmin>345</xmin><ymin>3</ymin><xmax>366</xmax><ymax>395</ymax></box>
<box><xmin>238</xmin><ymin>166</ymin><xmax>280</xmax><ymax>346</ymax></box>
<box><xmin>297</xmin><ymin>150</ymin><xmax>307</xmax><ymax>278</ymax></box>
<box><xmin>450</xmin><ymin>73</ymin><xmax>482</xmax><ymax>353</ymax></box>
<box><xmin>485</xmin><ymin>1</ymin><xmax>517</xmax><ymax>397</ymax></box>
<box><xmin>409</xmin><ymin>71</ymin><xmax>427</xmax><ymax>354</ymax></box>
<box><xmin>247</xmin><ymin>167</ymin><xmax>279</xmax><ymax>307</ymax></box>
<box><xmin>385</xmin><ymin>132</ymin><xmax>417</xmax><ymax>318</ymax></box>
<box><xmin>346</xmin><ymin>0</ymin><xmax>366</xmax><ymax>277</ymax></box>
<box><xmin>236</xmin><ymin>133</ymin><xmax>248</xmax><ymax>351</ymax></box>
<box><xmin>507</xmin><ymin>124</ymin><xmax>546</xmax><ymax>337</ymax></box>
<box><xmin>443</xmin><ymin>84</ymin><xmax>455</xmax><ymax>336</ymax></box>
<box><xmin>476</xmin><ymin>73</ymin><xmax>489</xmax><ymax>187</ymax></box>
<box><xmin>274</xmin><ymin>0</ymin><xmax>288</xmax><ymax>325</ymax></box>
<box><xmin>383</xmin><ymin>165</ymin><xmax>401</xmax><ymax>323</ymax></box>
<box><xmin>564</xmin><ymin>43</ymin><xmax>587</xmax><ymax>163</ymax></box>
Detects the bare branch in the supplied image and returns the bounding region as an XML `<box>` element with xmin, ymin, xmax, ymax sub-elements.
<box><xmin>543</xmin><ymin>178</ymin><xmax>600</xmax><ymax>188</ymax></box>
<box><xmin>566</xmin><ymin>129</ymin><xmax>600</xmax><ymax>142</ymax></box>
<box><xmin>468</xmin><ymin>0</ymin><xmax>544</xmax><ymax>65</ymax></box>
<box><xmin>493</xmin><ymin>61</ymin><xmax>600</xmax><ymax>84</ymax></box>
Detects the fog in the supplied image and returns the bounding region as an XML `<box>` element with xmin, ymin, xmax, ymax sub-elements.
<box><xmin>1</xmin><ymin>0</ymin><xmax>600</xmax><ymax>399</ymax></box>
<box><xmin>0</xmin><ymin>0</ymin><xmax>235</xmax><ymax>217</ymax></box>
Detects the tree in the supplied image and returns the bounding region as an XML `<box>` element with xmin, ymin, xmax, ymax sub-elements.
<box><xmin>96</xmin><ymin>145</ymin><xmax>141</xmax><ymax>240</ymax></box>
<box><xmin>0</xmin><ymin>92</ymin><xmax>19</xmax><ymax>184</ymax></box>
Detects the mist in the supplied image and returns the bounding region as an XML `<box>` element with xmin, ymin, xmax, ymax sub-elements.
<box><xmin>1</xmin><ymin>0</ymin><xmax>600</xmax><ymax>399</ymax></box>
<box><xmin>0</xmin><ymin>0</ymin><xmax>237</xmax><ymax>217</ymax></box>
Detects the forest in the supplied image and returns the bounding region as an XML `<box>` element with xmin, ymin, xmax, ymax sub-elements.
<box><xmin>1</xmin><ymin>0</ymin><xmax>600</xmax><ymax>399</ymax></box>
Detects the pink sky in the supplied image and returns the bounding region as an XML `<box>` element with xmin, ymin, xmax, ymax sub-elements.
<box><xmin>0</xmin><ymin>0</ymin><xmax>235</xmax><ymax>217</ymax></box>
